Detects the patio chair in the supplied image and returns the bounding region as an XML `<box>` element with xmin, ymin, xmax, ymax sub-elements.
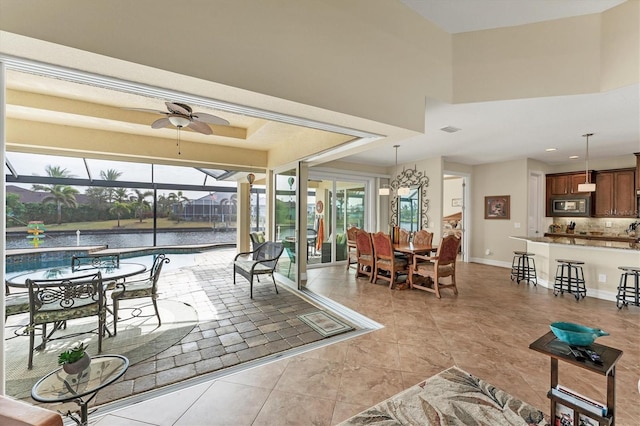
<box><xmin>233</xmin><ymin>241</ymin><xmax>284</xmax><ymax>298</ymax></box>
<box><xmin>111</xmin><ymin>254</ymin><xmax>170</xmax><ymax>336</ymax></box>
<box><xmin>409</xmin><ymin>234</ymin><xmax>461</xmax><ymax>298</ymax></box>
<box><xmin>372</xmin><ymin>231</ymin><xmax>408</xmax><ymax>289</ymax></box>
<box><xmin>26</xmin><ymin>271</ymin><xmax>107</xmax><ymax>369</ymax></box>
<box><xmin>282</xmin><ymin>239</ymin><xmax>296</xmax><ymax>278</ymax></box>
<box><xmin>71</xmin><ymin>254</ymin><xmax>120</xmax><ymax>270</ymax></box>
<box><xmin>355</xmin><ymin>230</ymin><xmax>375</xmax><ymax>282</ymax></box>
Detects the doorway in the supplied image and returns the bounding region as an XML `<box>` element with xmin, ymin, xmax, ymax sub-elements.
<box><xmin>443</xmin><ymin>172</ymin><xmax>470</xmax><ymax>262</ymax></box>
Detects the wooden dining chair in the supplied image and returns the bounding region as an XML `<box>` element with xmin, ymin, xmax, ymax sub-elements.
<box><xmin>409</xmin><ymin>234</ymin><xmax>461</xmax><ymax>298</ymax></box>
<box><xmin>111</xmin><ymin>254</ymin><xmax>170</xmax><ymax>336</ymax></box>
<box><xmin>26</xmin><ymin>271</ymin><xmax>106</xmax><ymax>369</ymax></box>
<box><xmin>398</xmin><ymin>228</ymin><xmax>411</xmax><ymax>244</ymax></box>
<box><xmin>372</xmin><ymin>231</ymin><xmax>408</xmax><ymax>289</ymax></box>
<box><xmin>412</xmin><ymin>230</ymin><xmax>434</xmax><ymax>246</ymax></box>
<box><xmin>346</xmin><ymin>226</ymin><xmax>360</xmax><ymax>270</ymax></box>
<box><xmin>355</xmin><ymin>230</ymin><xmax>375</xmax><ymax>282</ymax></box>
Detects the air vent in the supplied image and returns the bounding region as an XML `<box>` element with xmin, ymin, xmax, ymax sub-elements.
<box><xmin>440</xmin><ymin>126</ymin><xmax>461</xmax><ymax>133</ymax></box>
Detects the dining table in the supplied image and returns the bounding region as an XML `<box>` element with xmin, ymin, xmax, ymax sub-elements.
<box><xmin>5</xmin><ymin>262</ymin><xmax>147</xmax><ymax>288</ymax></box>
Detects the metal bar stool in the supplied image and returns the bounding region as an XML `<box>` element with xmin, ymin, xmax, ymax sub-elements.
<box><xmin>553</xmin><ymin>259</ymin><xmax>586</xmax><ymax>300</ymax></box>
<box><xmin>616</xmin><ymin>266</ymin><xmax>640</xmax><ymax>308</ymax></box>
<box><xmin>510</xmin><ymin>251</ymin><xmax>537</xmax><ymax>286</ymax></box>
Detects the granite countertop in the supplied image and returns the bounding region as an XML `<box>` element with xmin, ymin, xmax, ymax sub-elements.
<box><xmin>543</xmin><ymin>232</ymin><xmax>637</xmax><ymax>243</ymax></box>
<box><xmin>512</xmin><ymin>236</ymin><xmax>640</xmax><ymax>251</ymax></box>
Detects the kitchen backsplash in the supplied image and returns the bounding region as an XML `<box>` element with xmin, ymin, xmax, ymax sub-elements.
<box><xmin>546</xmin><ymin>218</ymin><xmax>639</xmax><ymax>236</ymax></box>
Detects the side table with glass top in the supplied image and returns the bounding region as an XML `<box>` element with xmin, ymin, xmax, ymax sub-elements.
<box><xmin>31</xmin><ymin>354</ymin><xmax>129</xmax><ymax>426</ymax></box>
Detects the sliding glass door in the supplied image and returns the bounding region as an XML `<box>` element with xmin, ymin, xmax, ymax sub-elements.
<box><xmin>307</xmin><ymin>176</ymin><xmax>367</xmax><ymax>266</ymax></box>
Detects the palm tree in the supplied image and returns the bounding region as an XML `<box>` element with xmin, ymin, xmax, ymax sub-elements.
<box><xmin>110</xmin><ymin>188</ymin><xmax>131</xmax><ymax>226</ymax></box>
<box><xmin>109</xmin><ymin>201</ymin><xmax>131</xmax><ymax>228</ymax></box>
<box><xmin>132</xmin><ymin>189</ymin><xmax>153</xmax><ymax>222</ymax></box>
<box><xmin>100</xmin><ymin>169</ymin><xmax>123</xmax><ymax>203</ymax></box>
<box><xmin>167</xmin><ymin>191</ymin><xmax>189</xmax><ymax>222</ymax></box>
<box><xmin>31</xmin><ymin>165</ymin><xmax>79</xmax><ymax>224</ymax></box>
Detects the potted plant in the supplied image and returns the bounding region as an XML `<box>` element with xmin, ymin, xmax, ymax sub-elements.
<box><xmin>58</xmin><ymin>343</ymin><xmax>90</xmax><ymax>374</ymax></box>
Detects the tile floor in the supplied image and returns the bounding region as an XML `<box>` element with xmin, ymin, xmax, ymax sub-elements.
<box><xmin>84</xmin><ymin>254</ymin><xmax>638</xmax><ymax>424</ymax></box>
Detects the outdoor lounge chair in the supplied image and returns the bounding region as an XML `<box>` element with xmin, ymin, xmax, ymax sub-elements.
<box><xmin>233</xmin><ymin>241</ymin><xmax>284</xmax><ymax>298</ymax></box>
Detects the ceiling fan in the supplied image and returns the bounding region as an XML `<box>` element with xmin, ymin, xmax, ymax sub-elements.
<box><xmin>128</xmin><ymin>101</ymin><xmax>230</xmax><ymax>135</ymax></box>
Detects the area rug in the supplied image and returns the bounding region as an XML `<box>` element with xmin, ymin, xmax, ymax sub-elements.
<box><xmin>4</xmin><ymin>299</ymin><xmax>197</xmax><ymax>399</ymax></box>
<box><xmin>298</xmin><ymin>311</ymin><xmax>354</xmax><ymax>337</ymax></box>
<box><xmin>339</xmin><ymin>366</ymin><xmax>550</xmax><ymax>426</ymax></box>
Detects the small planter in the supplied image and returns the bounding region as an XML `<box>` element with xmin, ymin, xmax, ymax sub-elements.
<box><xmin>62</xmin><ymin>352</ymin><xmax>91</xmax><ymax>375</ymax></box>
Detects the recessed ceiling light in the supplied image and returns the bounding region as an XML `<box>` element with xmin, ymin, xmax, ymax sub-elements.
<box><xmin>569</xmin><ymin>155</ymin><xmax>579</xmax><ymax>159</ymax></box>
<box><xmin>545</xmin><ymin>148</ymin><xmax>557</xmax><ymax>152</ymax></box>
<box><xmin>440</xmin><ymin>126</ymin><xmax>461</xmax><ymax>133</ymax></box>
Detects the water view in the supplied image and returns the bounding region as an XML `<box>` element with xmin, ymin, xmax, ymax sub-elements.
<box><xmin>5</xmin><ymin>230</ymin><xmax>236</xmax><ymax>250</ymax></box>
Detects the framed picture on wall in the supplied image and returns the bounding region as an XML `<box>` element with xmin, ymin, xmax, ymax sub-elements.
<box><xmin>484</xmin><ymin>195</ymin><xmax>510</xmax><ymax>219</ymax></box>
<box><xmin>451</xmin><ymin>198</ymin><xmax>462</xmax><ymax>207</ymax></box>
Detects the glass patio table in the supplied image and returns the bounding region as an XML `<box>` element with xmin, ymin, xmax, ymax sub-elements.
<box><xmin>31</xmin><ymin>354</ymin><xmax>129</xmax><ymax>425</ymax></box>
<box><xmin>5</xmin><ymin>263</ymin><xmax>147</xmax><ymax>288</ymax></box>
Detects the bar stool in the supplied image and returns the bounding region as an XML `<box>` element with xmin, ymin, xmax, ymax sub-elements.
<box><xmin>510</xmin><ymin>251</ymin><xmax>537</xmax><ymax>286</ymax></box>
<box><xmin>616</xmin><ymin>266</ymin><xmax>640</xmax><ymax>308</ymax></box>
<box><xmin>553</xmin><ymin>259</ymin><xmax>586</xmax><ymax>300</ymax></box>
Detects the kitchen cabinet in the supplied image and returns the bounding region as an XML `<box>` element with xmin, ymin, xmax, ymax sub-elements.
<box><xmin>547</xmin><ymin>172</ymin><xmax>594</xmax><ymax>196</ymax></box>
<box><xmin>636</xmin><ymin>152</ymin><xmax>640</xmax><ymax>190</ymax></box>
<box><xmin>546</xmin><ymin>172</ymin><xmax>594</xmax><ymax>216</ymax></box>
<box><xmin>594</xmin><ymin>169</ymin><xmax>636</xmax><ymax>217</ymax></box>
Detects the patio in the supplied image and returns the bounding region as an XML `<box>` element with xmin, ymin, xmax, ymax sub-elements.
<box><xmin>4</xmin><ymin>247</ymin><xmax>371</xmax><ymax>408</ymax></box>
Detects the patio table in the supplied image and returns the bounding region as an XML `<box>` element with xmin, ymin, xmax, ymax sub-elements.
<box><xmin>5</xmin><ymin>263</ymin><xmax>147</xmax><ymax>288</ymax></box>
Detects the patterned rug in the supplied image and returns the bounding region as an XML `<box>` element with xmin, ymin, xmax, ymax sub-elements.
<box><xmin>339</xmin><ymin>366</ymin><xmax>550</xmax><ymax>425</ymax></box>
<box><xmin>4</xmin><ymin>299</ymin><xmax>197</xmax><ymax>399</ymax></box>
<box><xmin>297</xmin><ymin>311</ymin><xmax>354</xmax><ymax>337</ymax></box>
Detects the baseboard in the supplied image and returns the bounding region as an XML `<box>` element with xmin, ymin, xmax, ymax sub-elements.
<box><xmin>469</xmin><ymin>257</ymin><xmax>511</xmax><ymax>269</ymax></box>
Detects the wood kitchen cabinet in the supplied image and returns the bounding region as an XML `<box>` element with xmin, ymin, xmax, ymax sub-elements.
<box><xmin>594</xmin><ymin>168</ymin><xmax>636</xmax><ymax>217</ymax></box>
<box><xmin>635</xmin><ymin>153</ymin><xmax>640</xmax><ymax>191</ymax></box>
<box><xmin>547</xmin><ymin>172</ymin><xmax>594</xmax><ymax>196</ymax></box>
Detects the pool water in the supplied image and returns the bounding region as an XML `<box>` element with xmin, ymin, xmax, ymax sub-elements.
<box><xmin>5</xmin><ymin>252</ymin><xmax>205</xmax><ymax>275</ymax></box>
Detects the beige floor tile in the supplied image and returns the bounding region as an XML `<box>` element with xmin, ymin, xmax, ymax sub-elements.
<box><xmin>274</xmin><ymin>357</ymin><xmax>344</xmax><ymax>400</ymax></box>
<box><xmin>251</xmin><ymin>389</ymin><xmax>335</xmax><ymax>426</ymax></box>
<box><xmin>174</xmin><ymin>381</ymin><xmax>271</xmax><ymax>426</ymax></box>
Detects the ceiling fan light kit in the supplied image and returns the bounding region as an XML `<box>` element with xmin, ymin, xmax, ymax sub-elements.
<box><xmin>127</xmin><ymin>101</ymin><xmax>231</xmax><ymax>155</ymax></box>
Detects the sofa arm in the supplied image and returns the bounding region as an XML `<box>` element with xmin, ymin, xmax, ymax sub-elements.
<box><xmin>0</xmin><ymin>395</ymin><xmax>63</xmax><ymax>426</ymax></box>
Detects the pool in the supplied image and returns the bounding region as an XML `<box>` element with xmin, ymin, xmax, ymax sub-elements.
<box><xmin>4</xmin><ymin>247</ymin><xmax>228</xmax><ymax>275</ymax></box>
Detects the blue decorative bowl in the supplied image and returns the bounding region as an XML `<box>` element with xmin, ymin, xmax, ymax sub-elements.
<box><xmin>550</xmin><ymin>322</ymin><xmax>609</xmax><ymax>346</ymax></box>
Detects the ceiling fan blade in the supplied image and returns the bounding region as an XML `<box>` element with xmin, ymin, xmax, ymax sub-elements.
<box><xmin>192</xmin><ymin>112</ymin><xmax>230</xmax><ymax>126</ymax></box>
<box><xmin>151</xmin><ymin>117</ymin><xmax>171</xmax><ymax>129</ymax></box>
<box><xmin>165</xmin><ymin>102</ymin><xmax>191</xmax><ymax>116</ymax></box>
<box><xmin>122</xmin><ymin>107</ymin><xmax>168</xmax><ymax>115</ymax></box>
<box><xmin>187</xmin><ymin>120</ymin><xmax>213</xmax><ymax>135</ymax></box>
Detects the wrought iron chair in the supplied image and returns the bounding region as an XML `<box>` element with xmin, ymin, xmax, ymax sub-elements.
<box><xmin>111</xmin><ymin>254</ymin><xmax>170</xmax><ymax>336</ymax></box>
<box><xmin>26</xmin><ymin>271</ymin><xmax>106</xmax><ymax>369</ymax></box>
<box><xmin>233</xmin><ymin>242</ymin><xmax>284</xmax><ymax>298</ymax></box>
<box><xmin>372</xmin><ymin>231</ymin><xmax>408</xmax><ymax>288</ymax></box>
<box><xmin>409</xmin><ymin>234</ymin><xmax>461</xmax><ymax>298</ymax></box>
<box><xmin>355</xmin><ymin>230</ymin><xmax>375</xmax><ymax>282</ymax></box>
<box><xmin>71</xmin><ymin>254</ymin><xmax>120</xmax><ymax>270</ymax></box>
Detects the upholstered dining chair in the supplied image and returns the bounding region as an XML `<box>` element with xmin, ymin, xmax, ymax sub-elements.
<box><xmin>398</xmin><ymin>228</ymin><xmax>411</xmax><ymax>244</ymax></box>
<box><xmin>409</xmin><ymin>234</ymin><xmax>461</xmax><ymax>298</ymax></box>
<box><xmin>372</xmin><ymin>231</ymin><xmax>408</xmax><ymax>288</ymax></box>
<box><xmin>111</xmin><ymin>254</ymin><xmax>170</xmax><ymax>336</ymax></box>
<box><xmin>26</xmin><ymin>271</ymin><xmax>106</xmax><ymax>369</ymax></box>
<box><xmin>346</xmin><ymin>226</ymin><xmax>360</xmax><ymax>270</ymax></box>
<box><xmin>355</xmin><ymin>230</ymin><xmax>375</xmax><ymax>282</ymax></box>
<box><xmin>412</xmin><ymin>230</ymin><xmax>434</xmax><ymax>246</ymax></box>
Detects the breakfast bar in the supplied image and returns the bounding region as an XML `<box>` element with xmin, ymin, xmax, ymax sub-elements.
<box><xmin>510</xmin><ymin>236</ymin><xmax>640</xmax><ymax>302</ymax></box>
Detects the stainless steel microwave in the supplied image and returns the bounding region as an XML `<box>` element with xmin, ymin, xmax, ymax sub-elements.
<box><xmin>551</xmin><ymin>197</ymin><xmax>590</xmax><ymax>217</ymax></box>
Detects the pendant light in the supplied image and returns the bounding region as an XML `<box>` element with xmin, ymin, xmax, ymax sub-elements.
<box><xmin>577</xmin><ymin>133</ymin><xmax>596</xmax><ymax>192</ymax></box>
<box><xmin>395</xmin><ymin>145</ymin><xmax>411</xmax><ymax>196</ymax></box>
